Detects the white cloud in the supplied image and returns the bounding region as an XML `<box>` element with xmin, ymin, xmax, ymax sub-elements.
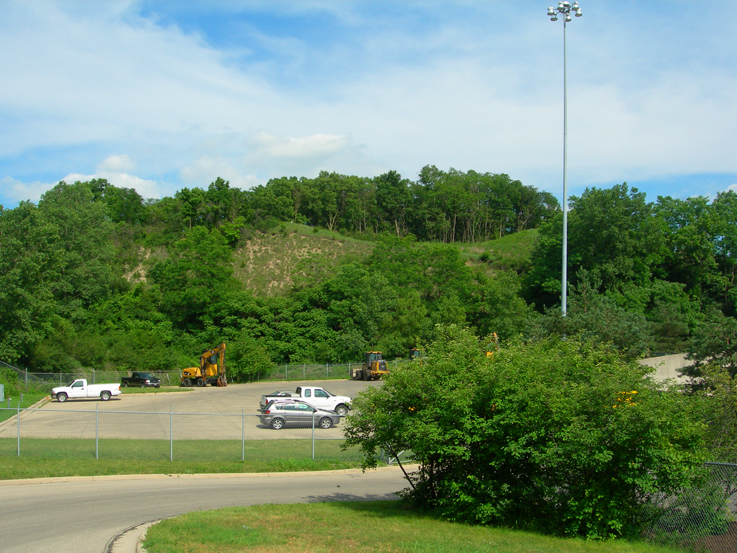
<box><xmin>97</xmin><ymin>154</ymin><xmax>135</xmax><ymax>172</ymax></box>
<box><xmin>180</xmin><ymin>156</ymin><xmax>260</xmax><ymax>190</ymax></box>
<box><xmin>0</xmin><ymin>177</ymin><xmax>56</xmax><ymax>205</ymax></box>
<box><xmin>249</xmin><ymin>132</ymin><xmax>349</xmax><ymax>159</ymax></box>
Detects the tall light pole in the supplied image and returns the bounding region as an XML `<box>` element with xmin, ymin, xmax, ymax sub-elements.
<box><xmin>548</xmin><ymin>1</ymin><xmax>582</xmax><ymax>317</ymax></box>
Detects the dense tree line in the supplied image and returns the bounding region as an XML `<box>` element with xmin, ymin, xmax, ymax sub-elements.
<box><xmin>2</xmin><ymin>173</ymin><xmax>737</xmax><ymax>389</ymax></box>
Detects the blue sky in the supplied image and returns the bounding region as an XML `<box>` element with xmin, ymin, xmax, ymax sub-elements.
<box><xmin>1</xmin><ymin>0</ymin><xmax>735</xmax><ymax>209</ymax></box>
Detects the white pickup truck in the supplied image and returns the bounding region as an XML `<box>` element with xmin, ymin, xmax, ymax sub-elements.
<box><xmin>51</xmin><ymin>379</ymin><xmax>121</xmax><ymax>402</ymax></box>
<box><xmin>259</xmin><ymin>386</ymin><xmax>352</xmax><ymax>416</ymax></box>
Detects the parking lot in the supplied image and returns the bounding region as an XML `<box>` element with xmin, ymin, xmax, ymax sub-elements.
<box><xmin>0</xmin><ymin>379</ymin><xmax>382</xmax><ymax>441</ymax></box>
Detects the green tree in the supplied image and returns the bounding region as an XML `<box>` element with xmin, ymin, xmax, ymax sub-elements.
<box><xmin>0</xmin><ymin>202</ymin><xmax>57</xmax><ymax>363</ymax></box>
<box><xmin>38</xmin><ymin>181</ymin><xmax>118</xmax><ymax>318</ymax></box>
<box><xmin>687</xmin><ymin>310</ymin><xmax>737</xmax><ymax>378</ymax></box>
<box><xmin>526</xmin><ymin>184</ymin><xmax>664</xmax><ymax>309</ymax></box>
<box><xmin>148</xmin><ymin>226</ymin><xmax>238</xmax><ymax>330</ymax></box>
<box><xmin>375</xmin><ymin>170</ymin><xmax>411</xmax><ymax>236</ymax></box>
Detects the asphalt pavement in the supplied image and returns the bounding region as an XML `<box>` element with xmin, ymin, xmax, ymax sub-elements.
<box><xmin>0</xmin><ymin>379</ymin><xmax>383</xmax><ymax>440</ymax></box>
<box><xmin>0</xmin><ymin>467</ymin><xmax>410</xmax><ymax>553</ymax></box>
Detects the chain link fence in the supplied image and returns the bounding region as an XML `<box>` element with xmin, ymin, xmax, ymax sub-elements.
<box><xmin>645</xmin><ymin>462</ymin><xmax>737</xmax><ymax>553</ymax></box>
<box><xmin>2</xmin><ymin>359</ymin><xmax>407</xmax><ymax>391</ymax></box>
<box><xmin>0</xmin><ymin>406</ymin><xmax>363</xmax><ymax>464</ymax></box>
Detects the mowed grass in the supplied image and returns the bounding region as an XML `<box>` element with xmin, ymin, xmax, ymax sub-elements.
<box><xmin>143</xmin><ymin>501</ymin><xmax>682</xmax><ymax>553</ymax></box>
<box><xmin>0</xmin><ymin>393</ymin><xmax>49</xmax><ymax>423</ymax></box>
<box><xmin>0</xmin><ymin>437</ymin><xmax>363</xmax><ymax>480</ymax></box>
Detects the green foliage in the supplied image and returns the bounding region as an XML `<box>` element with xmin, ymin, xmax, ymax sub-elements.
<box><xmin>148</xmin><ymin>226</ymin><xmax>238</xmax><ymax>330</ymax></box>
<box><xmin>526</xmin><ymin>184</ymin><xmax>665</xmax><ymax>309</ymax></box>
<box><xmin>344</xmin><ymin>326</ymin><xmax>706</xmax><ymax>539</ymax></box>
<box><xmin>694</xmin><ymin>364</ymin><xmax>737</xmax><ymax>461</ymax></box>
<box><xmin>530</xmin><ymin>271</ymin><xmax>654</xmax><ymax>359</ymax></box>
<box><xmin>0</xmin><ymin>366</ymin><xmax>20</xmax><ymax>396</ymax></box>
<box><xmin>687</xmin><ymin>310</ymin><xmax>737</xmax><ymax>378</ymax></box>
<box><xmin>0</xmin><ymin>202</ymin><xmax>57</xmax><ymax>362</ymax></box>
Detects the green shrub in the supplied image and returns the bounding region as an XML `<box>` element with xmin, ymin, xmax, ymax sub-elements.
<box><xmin>0</xmin><ymin>367</ymin><xmax>19</xmax><ymax>396</ymax></box>
<box><xmin>344</xmin><ymin>325</ymin><xmax>706</xmax><ymax>540</ymax></box>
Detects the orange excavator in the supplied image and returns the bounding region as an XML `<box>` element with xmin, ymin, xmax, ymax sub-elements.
<box><xmin>180</xmin><ymin>343</ymin><xmax>227</xmax><ymax>387</ymax></box>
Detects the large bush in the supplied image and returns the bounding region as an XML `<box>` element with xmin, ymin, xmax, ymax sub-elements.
<box><xmin>343</xmin><ymin>326</ymin><xmax>706</xmax><ymax>539</ymax></box>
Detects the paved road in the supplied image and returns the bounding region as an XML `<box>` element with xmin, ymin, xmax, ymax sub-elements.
<box><xmin>0</xmin><ymin>467</ymin><xmax>408</xmax><ymax>553</ymax></box>
<box><xmin>0</xmin><ymin>379</ymin><xmax>382</xmax><ymax>440</ymax></box>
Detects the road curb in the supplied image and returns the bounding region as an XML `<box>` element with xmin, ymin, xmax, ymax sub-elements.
<box><xmin>0</xmin><ymin>464</ymin><xmax>417</xmax><ymax>486</ymax></box>
<box><xmin>106</xmin><ymin>520</ymin><xmax>160</xmax><ymax>553</ymax></box>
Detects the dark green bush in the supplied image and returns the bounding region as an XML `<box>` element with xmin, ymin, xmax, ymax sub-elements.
<box><xmin>344</xmin><ymin>325</ymin><xmax>706</xmax><ymax>539</ymax></box>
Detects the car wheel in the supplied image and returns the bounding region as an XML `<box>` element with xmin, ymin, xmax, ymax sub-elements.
<box><xmin>319</xmin><ymin>417</ymin><xmax>333</xmax><ymax>429</ymax></box>
<box><xmin>56</xmin><ymin>392</ymin><xmax>68</xmax><ymax>403</ymax></box>
<box><xmin>122</xmin><ymin>381</ymin><xmax>128</xmax><ymax>388</ymax></box>
<box><xmin>270</xmin><ymin>418</ymin><xmax>285</xmax><ymax>430</ymax></box>
<box><xmin>100</xmin><ymin>391</ymin><xmax>111</xmax><ymax>401</ymax></box>
<box><xmin>335</xmin><ymin>404</ymin><xmax>348</xmax><ymax>417</ymax></box>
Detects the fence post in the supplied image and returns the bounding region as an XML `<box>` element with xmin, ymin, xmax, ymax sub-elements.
<box><xmin>170</xmin><ymin>407</ymin><xmax>173</xmax><ymax>462</ymax></box>
<box><xmin>95</xmin><ymin>404</ymin><xmax>99</xmax><ymax>460</ymax></box>
<box><xmin>25</xmin><ymin>369</ymin><xmax>27</xmax><ymax>389</ymax></box>
<box><xmin>348</xmin><ymin>362</ymin><xmax>351</xmax><ymax>378</ymax></box>
<box><xmin>303</xmin><ymin>364</ymin><xmax>305</xmax><ymax>379</ymax></box>
<box><xmin>241</xmin><ymin>407</ymin><xmax>245</xmax><ymax>462</ymax></box>
<box><xmin>285</xmin><ymin>364</ymin><xmax>287</xmax><ymax>380</ymax></box>
<box><xmin>312</xmin><ymin>412</ymin><xmax>315</xmax><ymax>461</ymax></box>
<box><xmin>326</xmin><ymin>363</ymin><xmax>328</xmax><ymax>379</ymax></box>
<box><xmin>16</xmin><ymin>400</ymin><xmax>20</xmax><ymax>457</ymax></box>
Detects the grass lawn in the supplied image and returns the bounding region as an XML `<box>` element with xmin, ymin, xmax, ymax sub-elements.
<box><xmin>0</xmin><ymin>437</ymin><xmax>364</xmax><ymax>480</ymax></box>
<box><xmin>0</xmin><ymin>393</ymin><xmax>49</xmax><ymax>423</ymax></box>
<box><xmin>143</xmin><ymin>501</ymin><xmax>682</xmax><ymax>553</ymax></box>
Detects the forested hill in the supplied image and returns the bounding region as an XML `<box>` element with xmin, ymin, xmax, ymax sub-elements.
<box><xmin>1</xmin><ymin>170</ymin><xmax>737</xmax><ymax>382</ymax></box>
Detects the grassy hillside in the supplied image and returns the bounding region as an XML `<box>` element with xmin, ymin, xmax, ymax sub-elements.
<box><xmin>458</xmin><ymin>227</ymin><xmax>539</xmax><ymax>273</ymax></box>
<box><xmin>122</xmin><ymin>225</ymin><xmax>539</xmax><ymax>296</ymax></box>
<box><xmin>232</xmin><ymin>223</ymin><xmax>375</xmax><ymax>296</ymax></box>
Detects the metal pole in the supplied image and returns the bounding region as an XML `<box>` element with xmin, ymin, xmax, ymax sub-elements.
<box><xmin>241</xmin><ymin>407</ymin><xmax>245</xmax><ymax>462</ymax></box>
<box><xmin>562</xmin><ymin>18</ymin><xmax>568</xmax><ymax>317</ymax></box>
<box><xmin>16</xmin><ymin>400</ymin><xmax>20</xmax><ymax>457</ymax></box>
<box><xmin>312</xmin><ymin>412</ymin><xmax>315</xmax><ymax>461</ymax></box>
<box><xmin>170</xmin><ymin>406</ymin><xmax>173</xmax><ymax>462</ymax></box>
<box><xmin>95</xmin><ymin>404</ymin><xmax>99</xmax><ymax>460</ymax></box>
<box><xmin>548</xmin><ymin>2</ymin><xmax>581</xmax><ymax>316</ymax></box>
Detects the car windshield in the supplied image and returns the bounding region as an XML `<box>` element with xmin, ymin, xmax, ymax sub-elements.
<box><xmin>138</xmin><ymin>373</ymin><xmax>154</xmax><ymax>379</ymax></box>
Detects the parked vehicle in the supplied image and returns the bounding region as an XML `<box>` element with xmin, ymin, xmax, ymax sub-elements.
<box><xmin>259</xmin><ymin>399</ymin><xmax>340</xmax><ymax>430</ymax></box>
<box><xmin>51</xmin><ymin>379</ymin><xmax>121</xmax><ymax>402</ymax></box>
<box><xmin>351</xmin><ymin>351</ymin><xmax>389</xmax><ymax>381</ymax></box>
<box><xmin>181</xmin><ymin>343</ymin><xmax>227</xmax><ymax>387</ymax></box>
<box><xmin>259</xmin><ymin>386</ymin><xmax>352</xmax><ymax>416</ymax></box>
<box><xmin>121</xmin><ymin>372</ymin><xmax>161</xmax><ymax>388</ymax></box>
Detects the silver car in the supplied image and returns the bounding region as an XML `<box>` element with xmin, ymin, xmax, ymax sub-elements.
<box><xmin>259</xmin><ymin>399</ymin><xmax>340</xmax><ymax>430</ymax></box>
